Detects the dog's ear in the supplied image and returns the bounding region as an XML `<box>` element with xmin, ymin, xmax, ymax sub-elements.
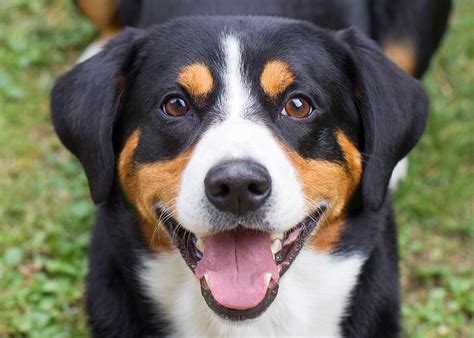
<box><xmin>337</xmin><ymin>28</ymin><xmax>429</xmax><ymax>210</ymax></box>
<box><xmin>51</xmin><ymin>28</ymin><xmax>144</xmax><ymax>204</ymax></box>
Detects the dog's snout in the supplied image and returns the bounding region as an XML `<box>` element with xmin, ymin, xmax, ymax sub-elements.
<box><xmin>204</xmin><ymin>160</ymin><xmax>271</xmax><ymax>215</ymax></box>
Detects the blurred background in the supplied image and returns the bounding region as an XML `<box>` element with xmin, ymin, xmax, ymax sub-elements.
<box><xmin>0</xmin><ymin>0</ymin><xmax>472</xmax><ymax>337</ymax></box>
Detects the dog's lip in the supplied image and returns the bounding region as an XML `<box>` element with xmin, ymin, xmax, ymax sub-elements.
<box><xmin>199</xmin><ymin>276</ymin><xmax>280</xmax><ymax>321</ymax></box>
<box><xmin>157</xmin><ymin>206</ymin><xmax>327</xmax><ymax>320</ymax></box>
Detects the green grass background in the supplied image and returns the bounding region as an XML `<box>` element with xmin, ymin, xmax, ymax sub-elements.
<box><xmin>0</xmin><ymin>0</ymin><xmax>472</xmax><ymax>336</ymax></box>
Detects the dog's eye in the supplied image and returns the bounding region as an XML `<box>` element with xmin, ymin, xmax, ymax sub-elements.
<box><xmin>281</xmin><ymin>97</ymin><xmax>313</xmax><ymax>119</ymax></box>
<box><xmin>163</xmin><ymin>97</ymin><xmax>189</xmax><ymax>117</ymax></box>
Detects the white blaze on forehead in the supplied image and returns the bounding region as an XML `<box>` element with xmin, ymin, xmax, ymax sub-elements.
<box><xmin>220</xmin><ymin>34</ymin><xmax>253</xmax><ymax>120</ymax></box>
<box><xmin>175</xmin><ymin>34</ymin><xmax>306</xmax><ymax>236</ymax></box>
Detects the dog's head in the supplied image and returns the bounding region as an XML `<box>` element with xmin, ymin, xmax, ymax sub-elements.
<box><xmin>51</xmin><ymin>17</ymin><xmax>427</xmax><ymax>320</ymax></box>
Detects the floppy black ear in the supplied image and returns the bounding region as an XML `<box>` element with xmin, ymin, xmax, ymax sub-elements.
<box><xmin>337</xmin><ymin>28</ymin><xmax>429</xmax><ymax>210</ymax></box>
<box><xmin>51</xmin><ymin>28</ymin><xmax>143</xmax><ymax>204</ymax></box>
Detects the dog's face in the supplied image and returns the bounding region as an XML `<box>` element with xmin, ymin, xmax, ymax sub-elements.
<box><xmin>52</xmin><ymin>17</ymin><xmax>427</xmax><ymax>320</ymax></box>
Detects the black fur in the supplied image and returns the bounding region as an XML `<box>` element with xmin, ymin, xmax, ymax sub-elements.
<box><xmin>52</xmin><ymin>12</ymin><xmax>430</xmax><ymax>338</ymax></box>
<box><xmin>114</xmin><ymin>0</ymin><xmax>452</xmax><ymax>78</ymax></box>
<box><xmin>86</xmin><ymin>189</ymin><xmax>168</xmax><ymax>336</ymax></box>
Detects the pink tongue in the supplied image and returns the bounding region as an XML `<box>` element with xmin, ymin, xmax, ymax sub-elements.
<box><xmin>195</xmin><ymin>228</ymin><xmax>279</xmax><ymax>310</ymax></box>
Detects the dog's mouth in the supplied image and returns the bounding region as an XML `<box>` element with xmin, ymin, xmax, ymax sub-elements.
<box><xmin>159</xmin><ymin>206</ymin><xmax>326</xmax><ymax>321</ymax></box>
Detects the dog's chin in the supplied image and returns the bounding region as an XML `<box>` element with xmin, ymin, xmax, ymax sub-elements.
<box><xmin>159</xmin><ymin>206</ymin><xmax>326</xmax><ymax>321</ymax></box>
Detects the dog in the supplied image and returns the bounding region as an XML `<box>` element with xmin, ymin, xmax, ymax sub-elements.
<box><xmin>51</xmin><ymin>2</ymin><xmax>444</xmax><ymax>337</ymax></box>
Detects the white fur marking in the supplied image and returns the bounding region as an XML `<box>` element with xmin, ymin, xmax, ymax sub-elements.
<box><xmin>176</xmin><ymin>119</ymin><xmax>306</xmax><ymax>236</ymax></box>
<box><xmin>221</xmin><ymin>35</ymin><xmax>252</xmax><ymax>120</ymax></box>
<box><xmin>76</xmin><ymin>41</ymin><xmax>105</xmax><ymax>64</ymax></box>
<box><xmin>389</xmin><ymin>156</ymin><xmax>409</xmax><ymax>190</ymax></box>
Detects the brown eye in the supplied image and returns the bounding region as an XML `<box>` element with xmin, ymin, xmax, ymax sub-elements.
<box><xmin>163</xmin><ymin>97</ymin><xmax>189</xmax><ymax>117</ymax></box>
<box><xmin>281</xmin><ymin>97</ymin><xmax>313</xmax><ymax>119</ymax></box>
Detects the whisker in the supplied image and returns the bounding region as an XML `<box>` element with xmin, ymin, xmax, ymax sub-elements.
<box><xmin>150</xmin><ymin>198</ymin><xmax>178</xmax><ymax>251</ymax></box>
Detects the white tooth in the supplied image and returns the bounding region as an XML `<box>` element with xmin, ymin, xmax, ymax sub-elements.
<box><xmin>204</xmin><ymin>274</ymin><xmax>211</xmax><ymax>288</ymax></box>
<box><xmin>271</xmin><ymin>232</ymin><xmax>284</xmax><ymax>240</ymax></box>
<box><xmin>195</xmin><ymin>238</ymin><xmax>204</xmax><ymax>253</ymax></box>
<box><xmin>264</xmin><ymin>273</ymin><xmax>272</xmax><ymax>287</ymax></box>
<box><xmin>271</xmin><ymin>239</ymin><xmax>282</xmax><ymax>255</ymax></box>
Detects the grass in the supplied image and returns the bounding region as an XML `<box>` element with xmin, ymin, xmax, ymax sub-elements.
<box><xmin>0</xmin><ymin>0</ymin><xmax>472</xmax><ymax>336</ymax></box>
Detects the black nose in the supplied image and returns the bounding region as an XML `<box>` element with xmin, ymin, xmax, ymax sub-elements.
<box><xmin>204</xmin><ymin>160</ymin><xmax>271</xmax><ymax>215</ymax></box>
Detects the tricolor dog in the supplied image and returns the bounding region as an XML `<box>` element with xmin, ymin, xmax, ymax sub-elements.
<box><xmin>52</xmin><ymin>11</ymin><xmax>431</xmax><ymax>338</ymax></box>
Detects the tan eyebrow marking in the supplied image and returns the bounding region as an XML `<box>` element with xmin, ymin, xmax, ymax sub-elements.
<box><xmin>177</xmin><ymin>63</ymin><xmax>214</xmax><ymax>97</ymax></box>
<box><xmin>260</xmin><ymin>60</ymin><xmax>295</xmax><ymax>97</ymax></box>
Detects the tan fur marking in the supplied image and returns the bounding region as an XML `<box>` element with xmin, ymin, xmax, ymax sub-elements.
<box><xmin>282</xmin><ymin>130</ymin><xmax>362</xmax><ymax>252</ymax></box>
<box><xmin>260</xmin><ymin>60</ymin><xmax>295</xmax><ymax>97</ymax></box>
<box><xmin>383</xmin><ymin>40</ymin><xmax>417</xmax><ymax>76</ymax></box>
<box><xmin>118</xmin><ymin>129</ymin><xmax>193</xmax><ymax>252</ymax></box>
<box><xmin>310</xmin><ymin>217</ymin><xmax>347</xmax><ymax>252</ymax></box>
<box><xmin>178</xmin><ymin>63</ymin><xmax>214</xmax><ymax>97</ymax></box>
<box><xmin>76</xmin><ymin>0</ymin><xmax>122</xmax><ymax>38</ymax></box>
<box><xmin>336</xmin><ymin>131</ymin><xmax>363</xmax><ymax>182</ymax></box>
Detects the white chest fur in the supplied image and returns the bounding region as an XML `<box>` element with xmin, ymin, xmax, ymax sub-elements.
<box><xmin>140</xmin><ymin>249</ymin><xmax>365</xmax><ymax>337</ymax></box>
